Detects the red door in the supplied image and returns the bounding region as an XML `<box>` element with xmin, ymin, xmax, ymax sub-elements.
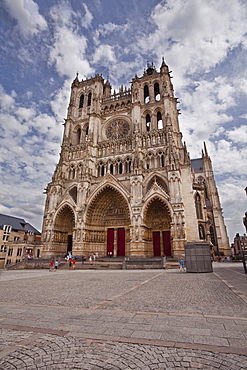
<box><xmin>107</xmin><ymin>228</ymin><xmax>114</xmax><ymax>256</ymax></box>
<box><xmin>67</xmin><ymin>234</ymin><xmax>72</xmax><ymax>253</ymax></box>
<box><xmin>163</xmin><ymin>231</ymin><xmax>171</xmax><ymax>256</ymax></box>
<box><xmin>117</xmin><ymin>228</ymin><xmax>125</xmax><ymax>256</ymax></box>
<box><xmin>153</xmin><ymin>232</ymin><xmax>161</xmax><ymax>256</ymax></box>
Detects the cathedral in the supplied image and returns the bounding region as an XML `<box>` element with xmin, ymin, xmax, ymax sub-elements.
<box><xmin>42</xmin><ymin>59</ymin><xmax>230</xmax><ymax>259</ymax></box>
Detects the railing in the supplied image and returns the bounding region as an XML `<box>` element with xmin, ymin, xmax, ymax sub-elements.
<box><xmin>102</xmin><ymin>90</ymin><xmax>132</xmax><ymax>104</ymax></box>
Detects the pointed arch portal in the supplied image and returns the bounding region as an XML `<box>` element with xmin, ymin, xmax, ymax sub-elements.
<box><xmin>144</xmin><ymin>198</ymin><xmax>172</xmax><ymax>256</ymax></box>
<box><xmin>86</xmin><ymin>186</ymin><xmax>130</xmax><ymax>256</ymax></box>
<box><xmin>54</xmin><ymin>205</ymin><xmax>75</xmax><ymax>254</ymax></box>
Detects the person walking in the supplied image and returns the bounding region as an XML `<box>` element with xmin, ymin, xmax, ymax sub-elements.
<box><xmin>49</xmin><ymin>260</ymin><xmax>54</xmax><ymax>271</ymax></box>
<box><xmin>72</xmin><ymin>259</ymin><xmax>76</xmax><ymax>270</ymax></box>
<box><xmin>69</xmin><ymin>259</ymin><xmax>72</xmax><ymax>270</ymax></box>
<box><xmin>54</xmin><ymin>260</ymin><xmax>59</xmax><ymax>271</ymax></box>
<box><xmin>179</xmin><ymin>257</ymin><xmax>185</xmax><ymax>271</ymax></box>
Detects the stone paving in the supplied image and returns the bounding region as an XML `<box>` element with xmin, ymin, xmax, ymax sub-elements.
<box><xmin>0</xmin><ymin>262</ymin><xmax>246</xmax><ymax>369</ymax></box>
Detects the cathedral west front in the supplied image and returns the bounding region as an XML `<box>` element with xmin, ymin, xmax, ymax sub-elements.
<box><xmin>42</xmin><ymin>59</ymin><xmax>230</xmax><ymax>259</ymax></box>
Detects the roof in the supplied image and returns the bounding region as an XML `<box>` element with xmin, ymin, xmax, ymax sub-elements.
<box><xmin>191</xmin><ymin>158</ymin><xmax>203</xmax><ymax>172</ymax></box>
<box><xmin>0</xmin><ymin>214</ymin><xmax>41</xmax><ymax>234</ymax></box>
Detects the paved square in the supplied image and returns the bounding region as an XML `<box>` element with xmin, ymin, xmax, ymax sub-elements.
<box><xmin>0</xmin><ymin>263</ymin><xmax>246</xmax><ymax>369</ymax></box>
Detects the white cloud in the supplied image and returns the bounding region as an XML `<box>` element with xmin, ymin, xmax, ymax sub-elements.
<box><xmin>15</xmin><ymin>107</ymin><xmax>36</xmax><ymax>122</ymax></box>
<box><xmin>0</xmin><ymin>85</ymin><xmax>16</xmax><ymax>110</ymax></box>
<box><xmin>0</xmin><ymin>86</ymin><xmax>61</xmax><ymax>184</ymax></box>
<box><xmin>3</xmin><ymin>0</ymin><xmax>47</xmax><ymax>37</ymax></box>
<box><xmin>48</xmin><ymin>3</ymin><xmax>94</xmax><ymax>79</ymax></box>
<box><xmin>238</xmin><ymin>78</ymin><xmax>247</xmax><ymax>95</ymax></box>
<box><xmin>227</xmin><ymin>125</ymin><xmax>247</xmax><ymax>143</ymax></box>
<box><xmin>50</xmin><ymin>79</ymin><xmax>71</xmax><ymax>121</ymax></box>
<box><xmin>179</xmin><ymin>77</ymin><xmax>235</xmax><ymax>156</ymax></box>
<box><xmin>82</xmin><ymin>3</ymin><xmax>93</xmax><ymax>28</ymax></box>
<box><xmin>93</xmin><ymin>22</ymin><xmax>128</xmax><ymax>45</ymax></box>
<box><xmin>216</xmin><ymin>180</ymin><xmax>247</xmax><ymax>241</ymax></box>
<box><xmin>92</xmin><ymin>44</ymin><xmax>116</xmax><ymax>65</ymax></box>
<box><xmin>240</xmin><ymin>114</ymin><xmax>247</xmax><ymax>119</ymax></box>
<box><xmin>209</xmin><ymin>139</ymin><xmax>247</xmax><ymax>176</ymax></box>
<box><xmin>137</xmin><ymin>0</ymin><xmax>247</xmax><ymax>90</ymax></box>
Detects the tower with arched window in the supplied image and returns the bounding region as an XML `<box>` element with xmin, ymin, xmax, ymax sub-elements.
<box><xmin>42</xmin><ymin>60</ymin><xmax>230</xmax><ymax>259</ymax></box>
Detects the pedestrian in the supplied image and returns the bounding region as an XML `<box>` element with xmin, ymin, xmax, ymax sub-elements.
<box><xmin>54</xmin><ymin>260</ymin><xmax>59</xmax><ymax>271</ymax></box>
<box><xmin>179</xmin><ymin>257</ymin><xmax>185</xmax><ymax>271</ymax></box>
<box><xmin>49</xmin><ymin>260</ymin><xmax>54</xmax><ymax>271</ymax></box>
<box><xmin>81</xmin><ymin>255</ymin><xmax>85</xmax><ymax>263</ymax></box>
<box><xmin>69</xmin><ymin>259</ymin><xmax>72</xmax><ymax>270</ymax></box>
<box><xmin>72</xmin><ymin>259</ymin><xmax>76</xmax><ymax>270</ymax></box>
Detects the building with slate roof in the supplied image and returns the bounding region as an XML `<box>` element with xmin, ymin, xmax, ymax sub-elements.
<box><xmin>0</xmin><ymin>214</ymin><xmax>41</xmax><ymax>268</ymax></box>
<box><xmin>42</xmin><ymin>60</ymin><xmax>230</xmax><ymax>259</ymax></box>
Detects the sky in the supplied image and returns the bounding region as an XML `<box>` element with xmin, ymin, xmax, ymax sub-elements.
<box><xmin>0</xmin><ymin>0</ymin><xmax>246</xmax><ymax>243</ymax></box>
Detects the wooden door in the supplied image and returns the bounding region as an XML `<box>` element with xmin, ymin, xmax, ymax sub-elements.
<box><xmin>117</xmin><ymin>228</ymin><xmax>125</xmax><ymax>256</ymax></box>
<box><xmin>153</xmin><ymin>231</ymin><xmax>161</xmax><ymax>256</ymax></box>
<box><xmin>163</xmin><ymin>231</ymin><xmax>171</xmax><ymax>256</ymax></box>
<box><xmin>107</xmin><ymin>228</ymin><xmax>114</xmax><ymax>256</ymax></box>
<box><xmin>67</xmin><ymin>234</ymin><xmax>72</xmax><ymax>253</ymax></box>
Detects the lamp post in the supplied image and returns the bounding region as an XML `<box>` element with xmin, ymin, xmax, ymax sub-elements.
<box><xmin>242</xmin><ymin>212</ymin><xmax>247</xmax><ymax>274</ymax></box>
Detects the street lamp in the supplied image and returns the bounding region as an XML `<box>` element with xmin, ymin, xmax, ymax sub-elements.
<box><xmin>242</xmin><ymin>212</ymin><xmax>247</xmax><ymax>274</ymax></box>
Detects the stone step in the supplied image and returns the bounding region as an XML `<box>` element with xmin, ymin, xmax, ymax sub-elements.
<box><xmin>5</xmin><ymin>257</ymin><xmax>180</xmax><ymax>270</ymax></box>
<box><xmin>58</xmin><ymin>260</ymin><xmax>179</xmax><ymax>270</ymax></box>
<box><xmin>58</xmin><ymin>261</ymin><xmax>123</xmax><ymax>270</ymax></box>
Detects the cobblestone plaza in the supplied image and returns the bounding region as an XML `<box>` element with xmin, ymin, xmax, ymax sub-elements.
<box><xmin>0</xmin><ymin>263</ymin><xmax>246</xmax><ymax>369</ymax></box>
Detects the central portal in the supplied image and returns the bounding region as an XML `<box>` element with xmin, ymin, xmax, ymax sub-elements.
<box><xmin>86</xmin><ymin>186</ymin><xmax>130</xmax><ymax>256</ymax></box>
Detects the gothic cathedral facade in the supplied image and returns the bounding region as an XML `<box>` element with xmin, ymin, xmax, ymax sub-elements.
<box><xmin>42</xmin><ymin>60</ymin><xmax>230</xmax><ymax>258</ymax></box>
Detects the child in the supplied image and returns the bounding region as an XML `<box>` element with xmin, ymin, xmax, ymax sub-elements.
<box><xmin>49</xmin><ymin>260</ymin><xmax>54</xmax><ymax>271</ymax></box>
<box><xmin>179</xmin><ymin>257</ymin><xmax>185</xmax><ymax>271</ymax></box>
<box><xmin>54</xmin><ymin>260</ymin><xmax>59</xmax><ymax>271</ymax></box>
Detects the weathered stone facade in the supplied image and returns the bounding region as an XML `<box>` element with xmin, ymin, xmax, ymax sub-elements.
<box><xmin>42</xmin><ymin>60</ymin><xmax>230</xmax><ymax>258</ymax></box>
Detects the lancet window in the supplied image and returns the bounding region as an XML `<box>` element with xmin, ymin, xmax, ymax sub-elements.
<box><xmin>144</xmin><ymin>85</ymin><xmax>150</xmax><ymax>104</ymax></box>
<box><xmin>146</xmin><ymin>114</ymin><xmax>151</xmax><ymax>131</ymax></box>
<box><xmin>157</xmin><ymin>112</ymin><xmax>163</xmax><ymax>129</ymax></box>
<box><xmin>79</xmin><ymin>94</ymin><xmax>84</xmax><ymax>108</ymax></box>
<box><xmin>76</xmin><ymin>128</ymin><xmax>81</xmax><ymax>144</ymax></box>
<box><xmin>87</xmin><ymin>92</ymin><xmax>92</xmax><ymax>106</ymax></box>
<box><xmin>154</xmin><ymin>83</ymin><xmax>160</xmax><ymax>101</ymax></box>
<box><xmin>98</xmin><ymin>162</ymin><xmax>105</xmax><ymax>177</ymax></box>
<box><xmin>110</xmin><ymin>164</ymin><xmax>114</xmax><ymax>174</ymax></box>
<box><xmin>210</xmin><ymin>226</ymin><xmax>216</xmax><ymax>246</ymax></box>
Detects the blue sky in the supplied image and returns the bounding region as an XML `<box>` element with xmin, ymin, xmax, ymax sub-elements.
<box><xmin>0</xmin><ymin>0</ymin><xmax>246</xmax><ymax>243</ymax></box>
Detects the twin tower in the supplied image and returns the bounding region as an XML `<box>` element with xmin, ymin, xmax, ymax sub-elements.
<box><xmin>42</xmin><ymin>59</ymin><xmax>229</xmax><ymax>258</ymax></box>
